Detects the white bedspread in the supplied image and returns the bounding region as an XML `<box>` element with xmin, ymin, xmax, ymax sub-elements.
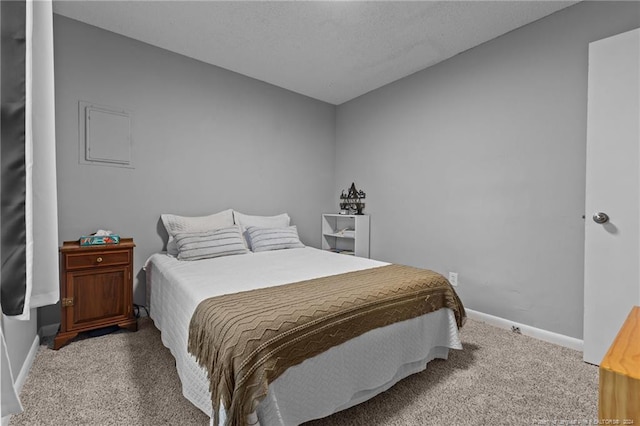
<box><xmin>146</xmin><ymin>247</ymin><xmax>462</xmax><ymax>425</ymax></box>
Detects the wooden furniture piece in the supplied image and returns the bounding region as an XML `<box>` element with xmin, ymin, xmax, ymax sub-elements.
<box><xmin>54</xmin><ymin>238</ymin><xmax>137</xmax><ymax>350</ymax></box>
<box><xmin>599</xmin><ymin>305</ymin><xmax>639</xmax><ymax>424</ymax></box>
<box><xmin>321</xmin><ymin>214</ymin><xmax>370</xmax><ymax>258</ymax></box>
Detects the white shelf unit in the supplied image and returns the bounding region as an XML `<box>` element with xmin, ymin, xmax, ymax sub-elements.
<box><xmin>321</xmin><ymin>214</ymin><xmax>370</xmax><ymax>258</ymax></box>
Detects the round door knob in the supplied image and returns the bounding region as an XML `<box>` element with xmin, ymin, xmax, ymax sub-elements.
<box><xmin>96</xmin><ymin>257</ymin><xmax>103</xmax><ymax>263</ymax></box>
<box><xmin>592</xmin><ymin>212</ymin><xmax>609</xmax><ymax>224</ymax></box>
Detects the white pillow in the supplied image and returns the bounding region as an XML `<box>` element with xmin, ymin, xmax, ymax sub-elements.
<box><xmin>233</xmin><ymin>211</ymin><xmax>291</xmax><ymax>249</ymax></box>
<box><xmin>174</xmin><ymin>226</ymin><xmax>248</xmax><ymax>261</ymax></box>
<box><xmin>161</xmin><ymin>209</ymin><xmax>234</xmax><ymax>255</ymax></box>
<box><xmin>246</xmin><ymin>226</ymin><xmax>305</xmax><ymax>252</ymax></box>
<box><xmin>232</xmin><ymin>211</ymin><xmax>290</xmax><ymax>228</ymax></box>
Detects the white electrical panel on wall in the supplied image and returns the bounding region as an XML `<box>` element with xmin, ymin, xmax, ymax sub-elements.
<box><xmin>78</xmin><ymin>101</ymin><xmax>133</xmax><ymax>168</ymax></box>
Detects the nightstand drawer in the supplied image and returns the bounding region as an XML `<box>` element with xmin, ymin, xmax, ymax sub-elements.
<box><xmin>65</xmin><ymin>250</ymin><xmax>131</xmax><ymax>270</ymax></box>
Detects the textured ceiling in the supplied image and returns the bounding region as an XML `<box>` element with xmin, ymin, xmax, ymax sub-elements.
<box><xmin>53</xmin><ymin>1</ymin><xmax>579</xmax><ymax>105</ymax></box>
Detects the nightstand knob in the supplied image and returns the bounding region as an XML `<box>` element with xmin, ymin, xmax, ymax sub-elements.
<box><xmin>96</xmin><ymin>257</ymin><xmax>103</xmax><ymax>263</ymax></box>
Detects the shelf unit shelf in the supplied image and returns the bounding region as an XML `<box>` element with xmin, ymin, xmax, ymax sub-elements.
<box><xmin>322</xmin><ymin>233</ymin><xmax>355</xmax><ymax>239</ymax></box>
<box><xmin>321</xmin><ymin>214</ymin><xmax>370</xmax><ymax>258</ymax></box>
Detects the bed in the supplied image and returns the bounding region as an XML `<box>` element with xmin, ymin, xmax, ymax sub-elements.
<box><xmin>147</xmin><ymin>244</ymin><xmax>464</xmax><ymax>425</ymax></box>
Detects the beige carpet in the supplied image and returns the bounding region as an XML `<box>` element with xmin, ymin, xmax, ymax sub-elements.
<box><xmin>10</xmin><ymin>317</ymin><xmax>598</xmax><ymax>426</ymax></box>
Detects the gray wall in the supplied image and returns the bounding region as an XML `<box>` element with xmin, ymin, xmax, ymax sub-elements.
<box><xmin>335</xmin><ymin>1</ymin><xmax>640</xmax><ymax>339</ymax></box>
<box><xmin>41</xmin><ymin>15</ymin><xmax>336</xmax><ymax>326</ymax></box>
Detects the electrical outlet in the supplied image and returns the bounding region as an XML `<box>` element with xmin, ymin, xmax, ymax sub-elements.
<box><xmin>448</xmin><ymin>272</ymin><xmax>458</xmax><ymax>287</ymax></box>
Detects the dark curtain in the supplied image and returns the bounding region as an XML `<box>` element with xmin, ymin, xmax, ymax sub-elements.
<box><xmin>0</xmin><ymin>0</ymin><xmax>27</xmax><ymax>315</ymax></box>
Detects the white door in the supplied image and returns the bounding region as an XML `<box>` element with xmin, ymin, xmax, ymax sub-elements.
<box><xmin>583</xmin><ymin>28</ymin><xmax>640</xmax><ymax>365</ymax></box>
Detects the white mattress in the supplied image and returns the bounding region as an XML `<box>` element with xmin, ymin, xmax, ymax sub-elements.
<box><xmin>146</xmin><ymin>247</ymin><xmax>462</xmax><ymax>425</ymax></box>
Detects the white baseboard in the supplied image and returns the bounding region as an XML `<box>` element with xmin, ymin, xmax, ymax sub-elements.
<box><xmin>466</xmin><ymin>309</ymin><xmax>583</xmax><ymax>352</ymax></box>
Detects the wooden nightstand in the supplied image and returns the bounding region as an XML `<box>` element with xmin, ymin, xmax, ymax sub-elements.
<box><xmin>54</xmin><ymin>238</ymin><xmax>137</xmax><ymax>350</ymax></box>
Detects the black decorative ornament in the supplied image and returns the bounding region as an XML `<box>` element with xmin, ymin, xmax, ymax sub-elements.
<box><xmin>339</xmin><ymin>182</ymin><xmax>366</xmax><ymax>215</ymax></box>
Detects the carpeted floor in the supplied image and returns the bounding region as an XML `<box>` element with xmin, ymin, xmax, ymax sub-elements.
<box><xmin>10</xmin><ymin>317</ymin><xmax>598</xmax><ymax>426</ymax></box>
